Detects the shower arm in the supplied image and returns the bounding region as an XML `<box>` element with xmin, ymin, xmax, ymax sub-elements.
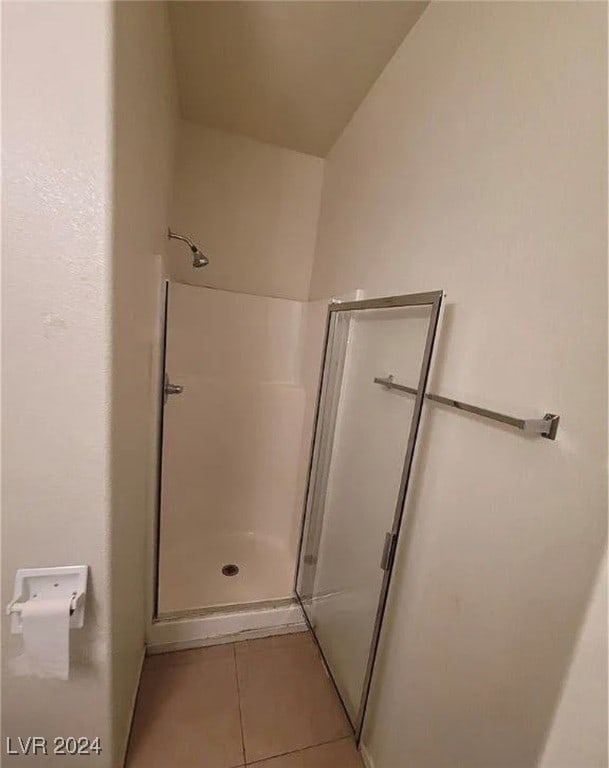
<box><xmin>168</xmin><ymin>228</ymin><xmax>209</xmax><ymax>268</ymax></box>
<box><xmin>168</xmin><ymin>228</ymin><xmax>196</xmax><ymax>251</ymax></box>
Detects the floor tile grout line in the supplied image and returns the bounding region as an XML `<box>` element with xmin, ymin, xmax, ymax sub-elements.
<box><xmin>233</xmin><ymin>642</ymin><xmax>247</xmax><ymax>765</ymax></box>
<box><xmin>144</xmin><ymin>644</ymin><xmax>237</xmax><ymax>671</ymax></box>
<box><xmin>245</xmin><ymin>735</ymin><xmax>355</xmax><ymax>766</ymax></box>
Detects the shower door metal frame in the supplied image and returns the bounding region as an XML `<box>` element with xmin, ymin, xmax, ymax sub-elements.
<box><xmin>152</xmin><ymin>280</ymin><xmax>170</xmax><ymax>621</ymax></box>
<box><xmin>294</xmin><ymin>289</ymin><xmax>444</xmax><ymax>743</ymax></box>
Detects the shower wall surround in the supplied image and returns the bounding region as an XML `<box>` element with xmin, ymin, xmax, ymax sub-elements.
<box><xmin>158</xmin><ymin>283</ymin><xmax>312</xmax><ymax>614</ymax></box>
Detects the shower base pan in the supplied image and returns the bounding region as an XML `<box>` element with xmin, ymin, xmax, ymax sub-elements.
<box><xmin>148</xmin><ymin>597</ymin><xmax>306</xmax><ymax>654</ymax></box>
<box><xmin>157</xmin><ymin>530</ymin><xmax>295</xmax><ymax>616</ymax></box>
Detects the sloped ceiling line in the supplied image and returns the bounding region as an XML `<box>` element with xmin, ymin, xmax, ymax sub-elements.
<box><xmin>169</xmin><ymin>1</ymin><xmax>428</xmax><ymax>157</ymax></box>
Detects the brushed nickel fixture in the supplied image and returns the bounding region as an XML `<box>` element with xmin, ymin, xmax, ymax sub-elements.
<box><xmin>168</xmin><ymin>228</ymin><xmax>209</xmax><ymax>268</ymax></box>
<box><xmin>374</xmin><ymin>374</ymin><xmax>560</xmax><ymax>439</ymax></box>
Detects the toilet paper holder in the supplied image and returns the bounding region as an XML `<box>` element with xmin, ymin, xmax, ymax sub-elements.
<box><xmin>6</xmin><ymin>565</ymin><xmax>88</xmax><ymax>633</ymax></box>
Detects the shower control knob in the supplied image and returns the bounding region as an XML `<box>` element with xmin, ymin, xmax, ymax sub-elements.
<box><xmin>164</xmin><ymin>373</ymin><xmax>184</xmax><ymax>403</ymax></box>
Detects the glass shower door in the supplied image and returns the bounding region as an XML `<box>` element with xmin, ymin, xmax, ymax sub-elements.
<box><xmin>296</xmin><ymin>291</ymin><xmax>443</xmax><ymax>739</ymax></box>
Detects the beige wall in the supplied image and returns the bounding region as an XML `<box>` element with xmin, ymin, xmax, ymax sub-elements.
<box><xmin>3</xmin><ymin>3</ymin><xmax>605</xmax><ymax>765</ymax></box>
<box><xmin>2</xmin><ymin>0</ymin><xmax>113</xmax><ymax>758</ymax></box>
<box><xmin>309</xmin><ymin>3</ymin><xmax>607</xmax><ymax>767</ymax></box>
<box><xmin>112</xmin><ymin>1</ymin><xmax>177</xmax><ymax>762</ymax></box>
<box><xmin>169</xmin><ymin>1</ymin><xmax>428</xmax><ymax>157</ymax></box>
<box><xmin>2</xmin><ymin>2</ymin><xmax>178</xmax><ymax>764</ymax></box>
<box><xmin>169</xmin><ymin>119</ymin><xmax>324</xmax><ymax>300</ymax></box>
<box><xmin>539</xmin><ymin>553</ymin><xmax>607</xmax><ymax>768</ymax></box>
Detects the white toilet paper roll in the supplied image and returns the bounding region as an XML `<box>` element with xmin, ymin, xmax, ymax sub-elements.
<box><xmin>10</xmin><ymin>596</ymin><xmax>72</xmax><ymax>680</ymax></box>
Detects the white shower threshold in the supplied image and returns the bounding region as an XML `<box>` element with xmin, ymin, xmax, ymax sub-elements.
<box><xmin>147</xmin><ymin>597</ymin><xmax>307</xmax><ymax>654</ymax></box>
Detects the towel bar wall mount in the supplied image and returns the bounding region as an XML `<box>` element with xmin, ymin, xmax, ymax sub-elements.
<box><xmin>374</xmin><ymin>375</ymin><xmax>559</xmax><ymax>440</ymax></box>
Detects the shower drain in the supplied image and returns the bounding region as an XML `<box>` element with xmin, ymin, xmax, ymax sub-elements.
<box><xmin>221</xmin><ymin>564</ymin><xmax>239</xmax><ymax>577</ymax></box>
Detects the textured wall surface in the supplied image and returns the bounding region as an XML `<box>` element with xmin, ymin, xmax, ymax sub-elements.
<box><xmin>111</xmin><ymin>2</ymin><xmax>178</xmax><ymax>762</ymax></box>
<box><xmin>309</xmin><ymin>3</ymin><xmax>607</xmax><ymax>767</ymax></box>
<box><xmin>2</xmin><ymin>1</ymin><xmax>114</xmax><ymax>759</ymax></box>
<box><xmin>3</xmin><ymin>4</ymin><xmax>605</xmax><ymax>767</ymax></box>
<box><xmin>2</xmin><ymin>3</ymin><xmax>178</xmax><ymax>763</ymax></box>
<box><xmin>539</xmin><ymin>553</ymin><xmax>608</xmax><ymax>768</ymax></box>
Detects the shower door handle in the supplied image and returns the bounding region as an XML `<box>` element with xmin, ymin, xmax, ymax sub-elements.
<box><xmin>380</xmin><ymin>532</ymin><xmax>397</xmax><ymax>572</ymax></box>
<box><xmin>164</xmin><ymin>373</ymin><xmax>184</xmax><ymax>403</ymax></box>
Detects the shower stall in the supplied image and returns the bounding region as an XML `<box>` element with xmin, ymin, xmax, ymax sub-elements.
<box><xmin>153</xmin><ymin>279</ymin><xmax>444</xmax><ymax>738</ymax></box>
<box><xmin>156</xmin><ymin>281</ymin><xmax>310</xmax><ymax>617</ymax></box>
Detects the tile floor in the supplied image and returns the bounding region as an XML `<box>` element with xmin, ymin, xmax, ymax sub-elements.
<box><xmin>127</xmin><ymin>631</ymin><xmax>364</xmax><ymax>768</ymax></box>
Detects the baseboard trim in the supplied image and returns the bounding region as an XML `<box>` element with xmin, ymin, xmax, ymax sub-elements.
<box><xmin>147</xmin><ymin>600</ymin><xmax>307</xmax><ymax>654</ymax></box>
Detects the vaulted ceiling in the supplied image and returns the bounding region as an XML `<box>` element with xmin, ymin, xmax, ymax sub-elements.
<box><xmin>169</xmin><ymin>1</ymin><xmax>428</xmax><ymax>157</ymax></box>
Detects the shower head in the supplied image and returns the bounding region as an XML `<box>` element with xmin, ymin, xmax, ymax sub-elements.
<box><xmin>191</xmin><ymin>246</ymin><xmax>209</xmax><ymax>269</ymax></box>
<box><xmin>168</xmin><ymin>228</ymin><xmax>210</xmax><ymax>268</ymax></box>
